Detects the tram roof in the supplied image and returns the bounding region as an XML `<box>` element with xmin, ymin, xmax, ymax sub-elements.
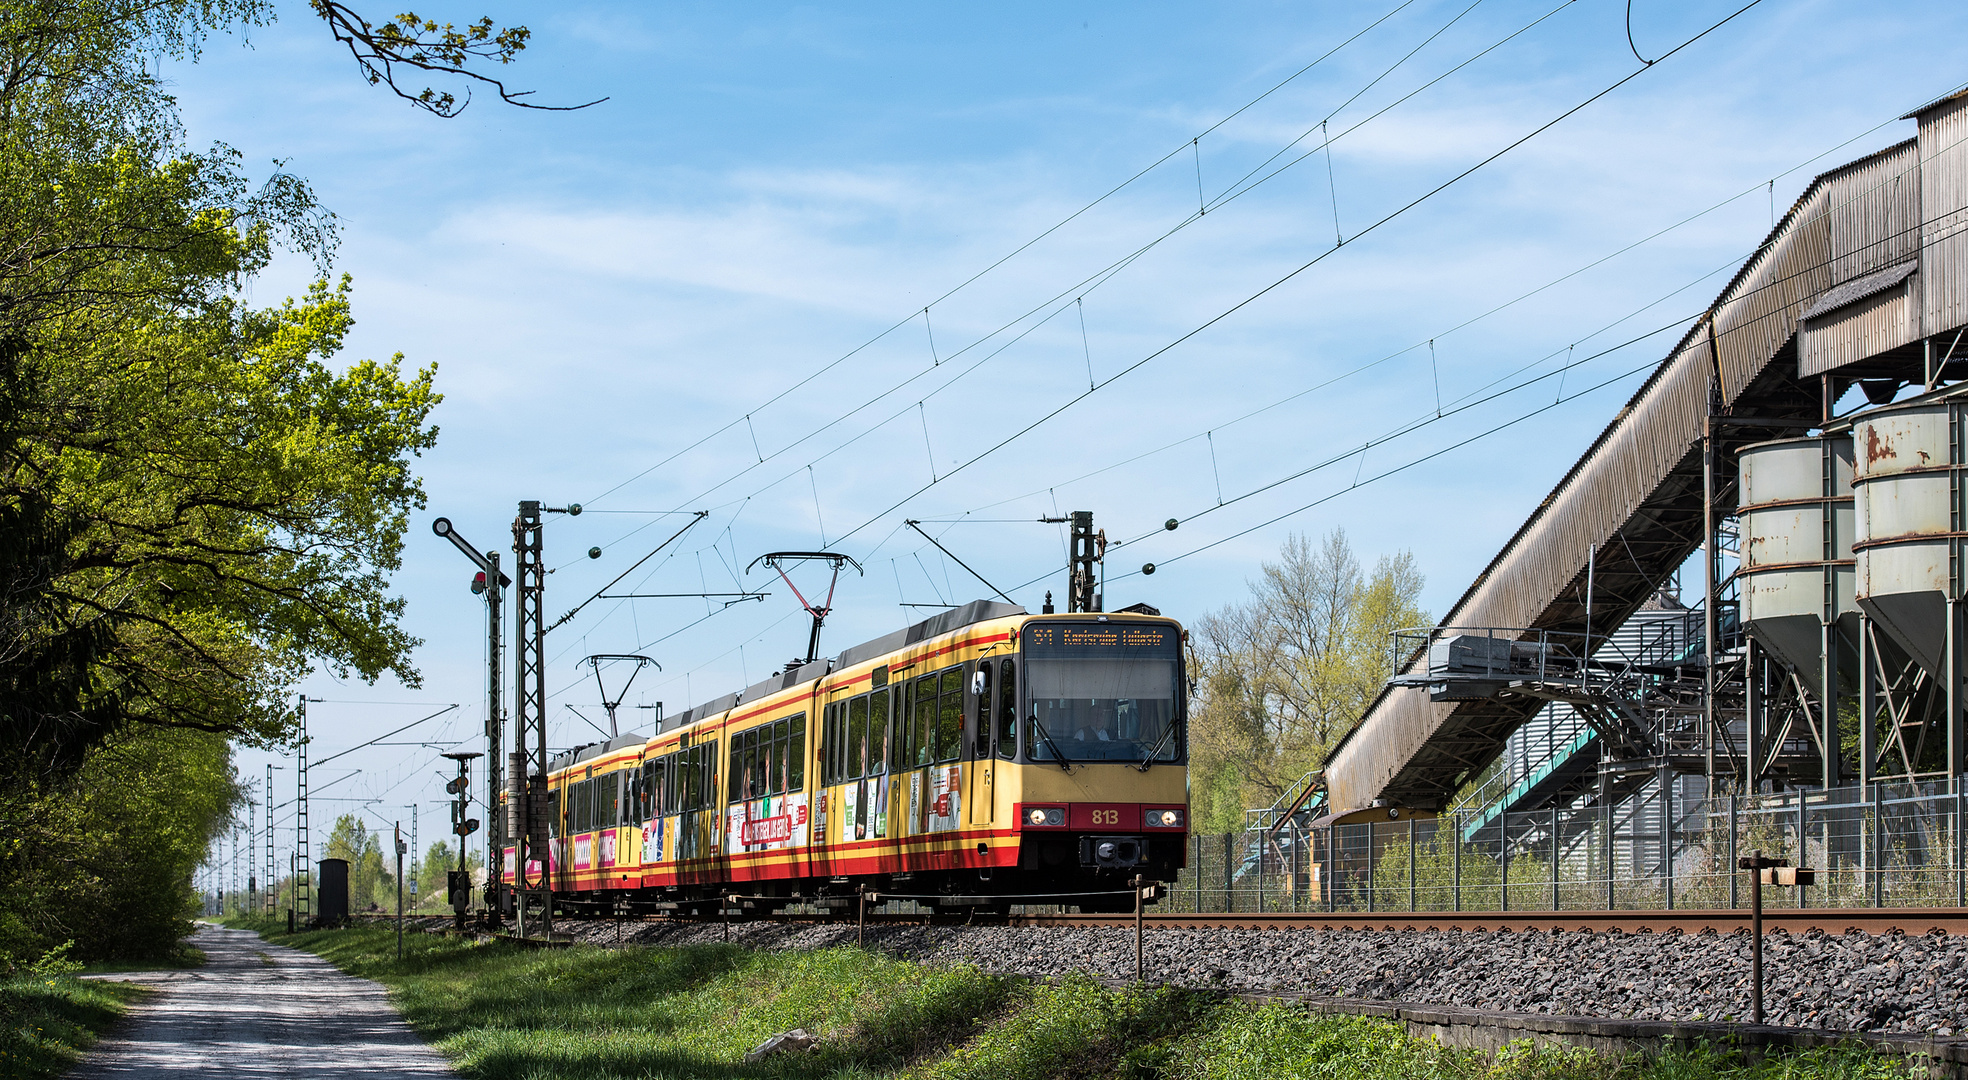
<box><xmin>550</xmin><ymin>599</ymin><xmax>1025</xmax><ymax>772</ymax></box>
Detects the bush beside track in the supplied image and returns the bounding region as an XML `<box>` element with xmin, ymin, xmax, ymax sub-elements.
<box><xmin>230</xmin><ymin>915</ymin><xmax>1922</xmax><ymax>1079</ymax></box>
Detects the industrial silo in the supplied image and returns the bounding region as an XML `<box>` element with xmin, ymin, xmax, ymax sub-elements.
<box><xmin>1851</xmin><ymin>391</ymin><xmax>1968</xmax><ymax>677</ymax></box>
<box><xmin>1738</xmin><ymin>435</ymin><xmax>1859</xmax><ymax>701</ymax></box>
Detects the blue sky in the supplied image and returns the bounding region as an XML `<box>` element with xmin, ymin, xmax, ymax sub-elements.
<box><xmin>174</xmin><ymin>0</ymin><xmax>1968</xmax><ymax>864</ymax></box>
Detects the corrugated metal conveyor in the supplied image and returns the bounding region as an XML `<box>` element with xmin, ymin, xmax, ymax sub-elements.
<box><xmin>1323</xmin><ymin>89</ymin><xmax>1968</xmax><ymax>815</ymax></box>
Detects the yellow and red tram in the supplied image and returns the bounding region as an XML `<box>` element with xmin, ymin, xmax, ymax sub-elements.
<box><xmin>501</xmin><ymin>600</ymin><xmax>1189</xmax><ymax>912</ymax></box>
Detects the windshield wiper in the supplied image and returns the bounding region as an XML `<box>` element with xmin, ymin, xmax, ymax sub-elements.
<box><xmin>1134</xmin><ymin>723</ymin><xmax>1178</xmax><ymax>772</ymax></box>
<box><xmin>1030</xmin><ymin>717</ymin><xmax>1074</xmax><ymax>773</ymax></box>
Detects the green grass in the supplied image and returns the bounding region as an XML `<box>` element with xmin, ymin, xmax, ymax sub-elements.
<box><xmin>0</xmin><ymin>973</ymin><xmax>149</xmax><ymax>1078</ymax></box>
<box><xmin>230</xmin><ymin>917</ymin><xmax>1928</xmax><ymax>1080</ymax></box>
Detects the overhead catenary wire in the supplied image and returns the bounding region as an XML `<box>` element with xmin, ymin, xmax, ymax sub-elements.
<box><xmin>555</xmin><ymin>0</ymin><xmax>1612</xmax><ymax>592</ymax></box>
<box><xmin>951</xmin><ymin>96</ymin><xmax>1928</xmax><ymax>523</ymax></box>
<box><xmin>310</xmin><ymin>705</ymin><xmax>460</xmax><ymax>769</ymax></box>
<box><xmin>551</xmin><ymin>6</ymin><xmax>1889</xmax><ymax>708</ymax></box>
<box><xmin>579</xmin><ymin>0</ymin><xmax>1424</xmax><ymax>511</ymax></box>
<box><xmin>1086</xmin><ymin>125</ymin><xmax>1968</xmax><ymax>586</ymax></box>
<box><xmin>650</xmin><ymin>0</ymin><xmax>1586</xmax><ymax>526</ymax></box>
<box><xmin>977</xmin><ymin>117</ymin><xmax>1968</xmax><ymax>601</ymax></box>
<box><xmin>825</xmin><ymin>0</ymin><xmax>1769</xmax><ymax>550</ymax></box>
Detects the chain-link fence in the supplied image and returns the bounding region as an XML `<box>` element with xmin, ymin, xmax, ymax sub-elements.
<box><xmin>1155</xmin><ymin>779</ymin><xmax>1968</xmax><ymax>913</ymax></box>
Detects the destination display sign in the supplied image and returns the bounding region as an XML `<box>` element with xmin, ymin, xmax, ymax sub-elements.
<box><xmin>1023</xmin><ymin>622</ymin><xmax>1178</xmax><ymax>656</ymax></box>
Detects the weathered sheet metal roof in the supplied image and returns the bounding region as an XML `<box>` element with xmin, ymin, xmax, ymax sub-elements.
<box><xmin>1320</xmin><ymin>121</ymin><xmax>1956</xmax><ymax>813</ymax></box>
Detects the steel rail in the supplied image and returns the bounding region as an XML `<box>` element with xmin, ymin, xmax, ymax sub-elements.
<box><xmin>466</xmin><ymin>905</ymin><xmax>1968</xmax><ymax>936</ymax></box>
<box><xmin>1015</xmin><ymin>907</ymin><xmax>1968</xmax><ymax>935</ymax></box>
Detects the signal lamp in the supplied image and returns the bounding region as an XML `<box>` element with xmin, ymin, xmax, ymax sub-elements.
<box><xmin>471</xmin><ymin>571</ymin><xmax>487</xmax><ymax>594</ymax></box>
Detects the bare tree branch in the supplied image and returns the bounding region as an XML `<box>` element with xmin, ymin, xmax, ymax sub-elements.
<box><xmin>309</xmin><ymin>2</ymin><xmax>606</xmax><ymax>117</ymax></box>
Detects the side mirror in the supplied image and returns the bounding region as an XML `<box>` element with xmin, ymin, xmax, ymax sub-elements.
<box><xmin>971</xmin><ymin>670</ymin><xmax>987</xmax><ymax>695</ymax></box>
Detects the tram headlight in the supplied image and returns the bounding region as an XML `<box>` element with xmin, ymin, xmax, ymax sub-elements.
<box><xmin>1026</xmin><ymin>806</ymin><xmax>1065</xmax><ymax>827</ymax></box>
<box><xmin>1145</xmin><ymin>808</ymin><xmax>1185</xmax><ymax>829</ymax></box>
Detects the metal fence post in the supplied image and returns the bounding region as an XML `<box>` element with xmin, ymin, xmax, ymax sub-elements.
<box><xmin>1366</xmin><ymin>819</ymin><xmax>1375</xmax><ymax>912</ymax></box>
<box><xmin>1194</xmin><ymin>833</ymin><xmax>1203</xmax><ymax>913</ymax></box>
<box><xmin>1327</xmin><ymin>825</ymin><xmax>1336</xmax><ymax>913</ymax></box>
<box><xmin>1409</xmin><ymin>816</ymin><xmax>1417</xmax><ymax>912</ymax></box>
<box><xmin>1958</xmin><ymin>778</ymin><xmax>1966</xmax><ymax>908</ymax></box>
<box><xmin>1796</xmin><ymin>789</ymin><xmax>1808</xmax><ymax>908</ymax></box>
<box><xmin>1550</xmin><ymin>806</ymin><xmax>1560</xmax><ymax>911</ymax></box>
<box><xmin>1500</xmin><ymin>813</ymin><xmax>1510</xmax><ymax>912</ymax></box>
<box><xmin>1452</xmin><ymin>811</ymin><xmax>1462</xmax><ymax>912</ymax></box>
<box><xmin>1256</xmin><ymin>833</ymin><xmax>1265</xmax><ymax>913</ymax></box>
<box><xmin>1729</xmin><ymin>793</ymin><xmax>1739</xmax><ymax>909</ymax></box>
<box><xmin>1605</xmin><ymin>801</ymin><xmax>1615</xmax><ymax>910</ymax></box>
<box><xmin>1872</xmin><ymin>781</ymin><xmax>1884</xmax><ymax>908</ymax></box>
<box><xmin>1223</xmin><ymin>831</ymin><xmax>1233</xmax><ymax>913</ymax></box>
<box><xmin>1661</xmin><ymin>770</ymin><xmax>1674</xmax><ymax>911</ymax></box>
<box><xmin>1290</xmin><ymin>827</ymin><xmax>1301</xmax><ymax>913</ymax></box>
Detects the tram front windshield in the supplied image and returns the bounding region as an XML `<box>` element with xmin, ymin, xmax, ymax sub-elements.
<box><xmin>1024</xmin><ymin>622</ymin><xmax>1181</xmax><ymax>764</ymax></box>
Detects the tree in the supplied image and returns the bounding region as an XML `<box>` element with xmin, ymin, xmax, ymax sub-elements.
<box><xmin>0</xmin><ymin>1</ymin><xmax>443</xmax><ymax>962</ymax></box>
<box><xmin>310</xmin><ymin>3</ymin><xmax>604</xmax><ymax>117</ymax></box>
<box><xmin>1186</xmin><ymin>530</ymin><xmax>1427</xmax><ymax>831</ymax></box>
<box><xmin>415</xmin><ymin>839</ymin><xmax>480</xmax><ymax>908</ymax></box>
<box><xmin>323</xmin><ymin>813</ymin><xmax>395</xmax><ymax>911</ymax></box>
<box><xmin>0</xmin><ymin>1</ymin><xmax>441</xmax><ymax>785</ymax></box>
<box><xmin>0</xmin><ymin>725</ymin><xmax>237</xmax><ymax>964</ymax></box>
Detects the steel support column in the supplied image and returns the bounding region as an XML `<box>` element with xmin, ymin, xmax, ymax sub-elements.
<box><xmin>1859</xmin><ymin>616</ymin><xmax>1876</xmax><ymax>789</ymax></box>
<box><xmin>512</xmin><ymin>501</ymin><xmax>550</xmax><ymax>937</ymax></box>
<box><xmin>484</xmin><ymin>551</ymin><xmax>505</xmax><ymax>923</ymax></box>
<box><xmin>295</xmin><ymin>695</ymin><xmax>311</xmax><ymax>926</ymax></box>
<box><xmin>1704</xmin><ymin>415</ymin><xmax>1718</xmax><ymax>782</ymax></box>
<box><xmin>1745</xmin><ymin>638</ymin><xmax>1762</xmax><ymax>792</ymax></box>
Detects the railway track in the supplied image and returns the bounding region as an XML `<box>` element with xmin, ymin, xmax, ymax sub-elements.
<box><xmin>481</xmin><ymin>905</ymin><xmax>1968</xmax><ymax>936</ymax></box>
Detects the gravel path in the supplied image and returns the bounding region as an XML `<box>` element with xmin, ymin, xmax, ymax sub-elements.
<box><xmin>70</xmin><ymin>923</ymin><xmax>455</xmax><ymax>1078</ymax></box>
<box><xmin>539</xmin><ymin>916</ymin><xmax>1968</xmax><ymax>1036</ymax></box>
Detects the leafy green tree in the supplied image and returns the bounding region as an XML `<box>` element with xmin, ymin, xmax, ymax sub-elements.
<box><xmin>0</xmin><ymin>725</ymin><xmax>237</xmax><ymax>964</ymax></box>
<box><xmin>1187</xmin><ymin>530</ymin><xmax>1427</xmax><ymax>831</ymax></box>
<box><xmin>0</xmin><ymin>0</ymin><xmax>596</xmax><ymax>962</ymax></box>
<box><xmin>324</xmin><ymin>814</ymin><xmax>402</xmax><ymax>912</ymax></box>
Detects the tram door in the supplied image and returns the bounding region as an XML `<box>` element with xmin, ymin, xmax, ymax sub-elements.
<box><xmin>967</xmin><ymin>659</ymin><xmax>994</xmax><ymax>824</ymax></box>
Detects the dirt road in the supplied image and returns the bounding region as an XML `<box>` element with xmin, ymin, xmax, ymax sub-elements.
<box><xmin>70</xmin><ymin>922</ymin><xmax>455</xmax><ymax>1077</ymax></box>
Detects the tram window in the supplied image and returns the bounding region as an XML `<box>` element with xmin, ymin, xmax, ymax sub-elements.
<box><xmin>974</xmin><ymin>662</ymin><xmax>993</xmax><ymax>757</ymax></box>
<box><xmin>727</xmin><ymin>731</ymin><xmax>744</xmax><ymax>801</ymax></box>
<box><xmin>912</xmin><ymin>674</ymin><xmax>936</xmax><ymax>767</ymax></box>
<box><xmin>847</xmin><ymin>696</ymin><xmax>868</xmax><ymax>781</ymax></box>
<box><xmin>607</xmin><ymin>774</ymin><xmax>622</xmax><ymax>828</ymax></box>
<box><xmin>889</xmin><ymin>682</ymin><xmax>911</xmax><ymax>771</ymax></box>
<box><xmin>998</xmin><ymin>659</ymin><xmax>1017</xmax><ymax>760</ymax></box>
<box><xmin>548</xmin><ymin>788</ymin><xmax>561</xmax><ymax>838</ymax></box>
<box><xmin>571</xmin><ymin>780</ymin><xmax>587</xmax><ymax>833</ymax></box>
<box><xmin>823</xmin><ymin>703</ymin><xmax>841</xmax><ymax>784</ymax></box>
<box><xmin>643</xmin><ymin>761</ymin><xmax>663</xmax><ymax>820</ymax></box>
<box><xmin>936</xmin><ymin>667</ymin><xmax>963</xmax><ymax>764</ymax></box>
<box><xmin>866</xmin><ymin>689</ymin><xmax>888</xmax><ymax>774</ymax></box>
<box><xmin>769</xmin><ymin>719</ymin><xmax>786</xmax><ymax>794</ymax></box>
<box><xmin>789</xmin><ymin>714</ymin><xmax>805</xmax><ymax>789</ymax></box>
